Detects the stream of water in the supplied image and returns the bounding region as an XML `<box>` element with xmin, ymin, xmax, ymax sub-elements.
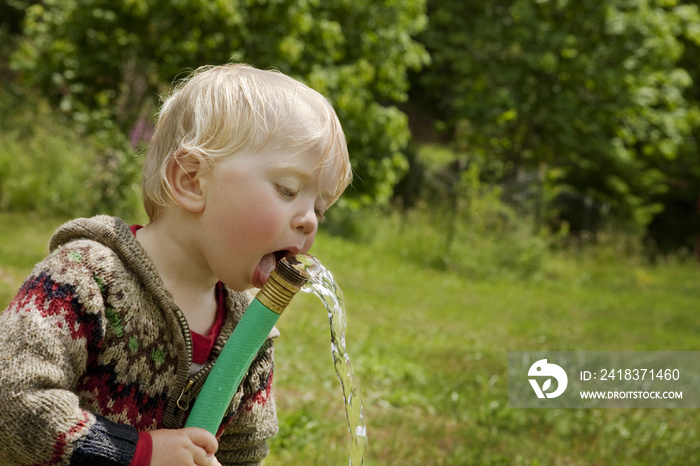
<box><xmin>300</xmin><ymin>255</ymin><xmax>367</xmax><ymax>466</ymax></box>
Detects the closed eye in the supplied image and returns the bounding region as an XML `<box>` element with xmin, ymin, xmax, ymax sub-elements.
<box><xmin>276</xmin><ymin>184</ymin><xmax>297</xmax><ymax>199</ymax></box>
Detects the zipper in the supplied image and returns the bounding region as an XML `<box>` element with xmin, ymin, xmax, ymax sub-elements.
<box><xmin>171</xmin><ymin>286</ymin><xmax>242</xmax><ymax>422</ymax></box>
<box><xmin>175</xmin><ymin>358</ymin><xmax>218</xmax><ymax>413</ymax></box>
<box><xmin>176</xmin><ymin>378</ymin><xmax>195</xmax><ymax>410</ymax></box>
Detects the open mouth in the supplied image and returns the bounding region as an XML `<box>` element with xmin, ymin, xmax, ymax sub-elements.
<box><xmin>254</xmin><ymin>249</ymin><xmax>299</xmax><ymax>288</ymax></box>
<box><xmin>274</xmin><ymin>250</ymin><xmax>292</xmax><ymax>264</ymax></box>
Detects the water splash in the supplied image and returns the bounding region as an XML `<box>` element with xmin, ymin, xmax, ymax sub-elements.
<box><xmin>299</xmin><ymin>255</ymin><xmax>367</xmax><ymax>465</ymax></box>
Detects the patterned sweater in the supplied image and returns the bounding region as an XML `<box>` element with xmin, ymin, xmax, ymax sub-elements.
<box><xmin>0</xmin><ymin>216</ymin><xmax>278</xmax><ymax>465</ymax></box>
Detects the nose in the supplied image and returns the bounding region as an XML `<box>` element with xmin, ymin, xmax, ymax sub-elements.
<box><xmin>293</xmin><ymin>208</ymin><xmax>318</xmax><ymax>235</ymax></box>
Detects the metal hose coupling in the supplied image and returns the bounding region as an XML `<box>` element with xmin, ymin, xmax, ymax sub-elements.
<box><xmin>257</xmin><ymin>255</ymin><xmax>310</xmax><ymax>314</ymax></box>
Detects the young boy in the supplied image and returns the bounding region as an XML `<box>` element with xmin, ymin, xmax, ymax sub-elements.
<box><xmin>0</xmin><ymin>64</ymin><xmax>352</xmax><ymax>465</ymax></box>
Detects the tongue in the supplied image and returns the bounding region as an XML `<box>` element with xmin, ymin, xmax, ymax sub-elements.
<box><xmin>255</xmin><ymin>253</ymin><xmax>277</xmax><ymax>288</ymax></box>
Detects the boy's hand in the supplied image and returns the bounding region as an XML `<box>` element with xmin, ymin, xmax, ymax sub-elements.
<box><xmin>150</xmin><ymin>428</ymin><xmax>221</xmax><ymax>466</ymax></box>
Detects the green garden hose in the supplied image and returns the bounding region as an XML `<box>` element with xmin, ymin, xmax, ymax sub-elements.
<box><xmin>185</xmin><ymin>256</ymin><xmax>309</xmax><ymax>435</ymax></box>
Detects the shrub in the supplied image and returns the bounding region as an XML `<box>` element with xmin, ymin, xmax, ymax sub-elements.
<box><xmin>0</xmin><ymin>94</ymin><xmax>142</xmax><ymax>219</ymax></box>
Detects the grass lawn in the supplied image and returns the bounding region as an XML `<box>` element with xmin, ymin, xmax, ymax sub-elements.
<box><xmin>270</xmin><ymin>229</ymin><xmax>700</xmax><ymax>465</ymax></box>
<box><xmin>1</xmin><ymin>212</ymin><xmax>699</xmax><ymax>464</ymax></box>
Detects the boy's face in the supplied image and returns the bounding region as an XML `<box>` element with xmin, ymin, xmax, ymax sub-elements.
<box><xmin>196</xmin><ymin>147</ymin><xmax>341</xmax><ymax>291</ymax></box>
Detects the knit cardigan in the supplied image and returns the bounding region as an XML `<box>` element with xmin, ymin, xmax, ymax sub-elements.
<box><xmin>0</xmin><ymin>216</ymin><xmax>279</xmax><ymax>465</ymax></box>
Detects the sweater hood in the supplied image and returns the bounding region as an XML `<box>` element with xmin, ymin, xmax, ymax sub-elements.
<box><xmin>50</xmin><ymin>215</ymin><xmax>144</xmax><ymax>266</ymax></box>
<box><xmin>49</xmin><ymin>215</ymin><xmax>171</xmax><ymax>304</ymax></box>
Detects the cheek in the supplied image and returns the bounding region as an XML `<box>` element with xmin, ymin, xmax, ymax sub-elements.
<box><xmin>248</xmin><ymin>210</ymin><xmax>281</xmax><ymax>240</ymax></box>
<box><xmin>212</xmin><ymin>182</ymin><xmax>273</xmax><ymax>233</ymax></box>
<box><xmin>227</xmin><ymin>197</ymin><xmax>285</xmax><ymax>250</ymax></box>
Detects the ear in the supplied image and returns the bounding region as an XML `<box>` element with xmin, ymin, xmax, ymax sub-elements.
<box><xmin>166</xmin><ymin>149</ymin><xmax>209</xmax><ymax>213</ymax></box>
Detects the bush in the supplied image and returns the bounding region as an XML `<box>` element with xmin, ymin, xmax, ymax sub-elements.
<box><xmin>325</xmin><ymin>199</ymin><xmax>551</xmax><ymax>282</ymax></box>
<box><xmin>0</xmin><ymin>94</ymin><xmax>142</xmax><ymax>219</ymax></box>
<box><xmin>321</xmin><ymin>142</ymin><xmax>559</xmax><ymax>280</ymax></box>
<box><xmin>376</xmin><ymin>208</ymin><xmax>550</xmax><ymax>282</ymax></box>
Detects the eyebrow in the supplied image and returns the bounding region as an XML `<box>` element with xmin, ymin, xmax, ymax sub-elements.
<box><xmin>269</xmin><ymin>164</ymin><xmax>310</xmax><ymax>180</ymax></box>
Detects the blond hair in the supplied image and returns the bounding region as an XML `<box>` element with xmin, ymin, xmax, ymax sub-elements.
<box><xmin>142</xmin><ymin>64</ymin><xmax>352</xmax><ymax>220</ymax></box>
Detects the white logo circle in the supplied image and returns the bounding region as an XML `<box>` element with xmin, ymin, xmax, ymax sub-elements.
<box><xmin>528</xmin><ymin>359</ymin><xmax>568</xmax><ymax>398</ymax></box>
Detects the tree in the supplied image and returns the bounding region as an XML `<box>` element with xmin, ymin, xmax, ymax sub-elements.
<box><xmin>645</xmin><ymin>0</ymin><xmax>700</xmax><ymax>254</ymax></box>
<box><xmin>10</xmin><ymin>0</ymin><xmax>429</xmax><ymax>208</ymax></box>
<box><xmin>411</xmin><ymin>0</ymin><xmax>700</xmax><ymax>235</ymax></box>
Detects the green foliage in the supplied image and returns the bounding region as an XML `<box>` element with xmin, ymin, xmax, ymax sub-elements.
<box><xmin>645</xmin><ymin>0</ymin><xmax>700</xmax><ymax>253</ymax></box>
<box><xmin>9</xmin><ymin>0</ymin><xmax>429</xmax><ymax>207</ymax></box>
<box><xmin>350</xmin><ymin>144</ymin><xmax>565</xmax><ymax>280</ymax></box>
<box><xmin>0</xmin><ymin>92</ymin><xmax>142</xmax><ymax>219</ymax></box>
<box><xmin>332</xmin><ymin>183</ymin><xmax>552</xmax><ymax>283</ymax></box>
<box><xmin>362</xmin><ymin>206</ymin><xmax>551</xmax><ymax>282</ymax></box>
<box><xmin>413</xmin><ymin>0</ymin><xmax>700</xmax><ymax>234</ymax></box>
